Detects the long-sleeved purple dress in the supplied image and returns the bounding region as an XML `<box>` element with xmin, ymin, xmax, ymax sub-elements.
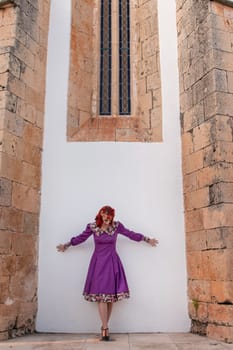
<box><xmin>70</xmin><ymin>221</ymin><xmax>145</xmax><ymax>302</ymax></box>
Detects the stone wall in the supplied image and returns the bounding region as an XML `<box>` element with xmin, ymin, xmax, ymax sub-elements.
<box><xmin>177</xmin><ymin>0</ymin><xmax>233</xmax><ymax>343</ymax></box>
<box><xmin>0</xmin><ymin>0</ymin><xmax>50</xmax><ymax>340</ymax></box>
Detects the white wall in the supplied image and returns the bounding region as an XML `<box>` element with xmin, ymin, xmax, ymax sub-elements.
<box><xmin>36</xmin><ymin>0</ymin><xmax>190</xmax><ymax>333</ymax></box>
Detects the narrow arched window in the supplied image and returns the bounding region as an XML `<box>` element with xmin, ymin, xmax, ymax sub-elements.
<box><xmin>99</xmin><ymin>0</ymin><xmax>131</xmax><ymax>115</ymax></box>
<box><xmin>99</xmin><ymin>0</ymin><xmax>112</xmax><ymax>115</ymax></box>
<box><xmin>119</xmin><ymin>0</ymin><xmax>131</xmax><ymax>115</ymax></box>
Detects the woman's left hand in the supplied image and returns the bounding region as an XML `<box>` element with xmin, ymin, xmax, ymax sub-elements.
<box><xmin>149</xmin><ymin>238</ymin><xmax>159</xmax><ymax>247</ymax></box>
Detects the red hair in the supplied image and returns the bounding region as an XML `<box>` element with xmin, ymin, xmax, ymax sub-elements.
<box><xmin>95</xmin><ymin>206</ymin><xmax>115</xmax><ymax>227</ymax></box>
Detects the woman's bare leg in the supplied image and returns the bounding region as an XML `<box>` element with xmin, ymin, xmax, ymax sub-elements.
<box><xmin>98</xmin><ymin>302</ymin><xmax>108</xmax><ymax>329</ymax></box>
<box><xmin>107</xmin><ymin>302</ymin><xmax>113</xmax><ymax>323</ymax></box>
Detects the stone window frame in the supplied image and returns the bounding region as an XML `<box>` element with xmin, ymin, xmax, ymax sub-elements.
<box><xmin>67</xmin><ymin>0</ymin><xmax>163</xmax><ymax>142</ymax></box>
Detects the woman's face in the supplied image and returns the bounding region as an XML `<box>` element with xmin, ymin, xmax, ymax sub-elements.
<box><xmin>101</xmin><ymin>211</ymin><xmax>113</xmax><ymax>226</ymax></box>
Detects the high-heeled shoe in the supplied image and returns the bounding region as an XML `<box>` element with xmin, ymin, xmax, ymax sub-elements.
<box><xmin>101</xmin><ymin>327</ymin><xmax>110</xmax><ymax>341</ymax></box>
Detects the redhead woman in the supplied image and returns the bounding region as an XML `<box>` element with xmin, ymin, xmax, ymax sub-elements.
<box><xmin>56</xmin><ymin>206</ymin><xmax>158</xmax><ymax>341</ymax></box>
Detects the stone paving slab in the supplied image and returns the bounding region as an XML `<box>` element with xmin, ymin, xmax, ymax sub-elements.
<box><xmin>0</xmin><ymin>333</ymin><xmax>232</xmax><ymax>350</ymax></box>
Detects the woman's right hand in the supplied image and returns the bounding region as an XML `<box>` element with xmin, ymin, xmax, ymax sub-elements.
<box><xmin>56</xmin><ymin>243</ymin><xmax>70</xmax><ymax>252</ymax></box>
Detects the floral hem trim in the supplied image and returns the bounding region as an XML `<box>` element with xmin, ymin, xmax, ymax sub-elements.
<box><xmin>83</xmin><ymin>292</ymin><xmax>130</xmax><ymax>302</ymax></box>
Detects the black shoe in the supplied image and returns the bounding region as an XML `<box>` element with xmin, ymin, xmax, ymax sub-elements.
<box><xmin>101</xmin><ymin>327</ymin><xmax>110</xmax><ymax>341</ymax></box>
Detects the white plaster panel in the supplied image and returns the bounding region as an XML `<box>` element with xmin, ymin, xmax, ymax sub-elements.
<box><xmin>36</xmin><ymin>0</ymin><xmax>190</xmax><ymax>333</ymax></box>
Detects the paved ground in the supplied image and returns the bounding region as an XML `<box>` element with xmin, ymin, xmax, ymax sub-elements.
<box><xmin>0</xmin><ymin>333</ymin><xmax>233</xmax><ymax>350</ymax></box>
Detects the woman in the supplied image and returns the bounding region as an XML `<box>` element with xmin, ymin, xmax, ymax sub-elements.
<box><xmin>56</xmin><ymin>205</ymin><xmax>158</xmax><ymax>341</ymax></box>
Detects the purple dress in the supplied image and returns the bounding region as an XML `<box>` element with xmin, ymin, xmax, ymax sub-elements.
<box><xmin>70</xmin><ymin>221</ymin><xmax>144</xmax><ymax>302</ymax></box>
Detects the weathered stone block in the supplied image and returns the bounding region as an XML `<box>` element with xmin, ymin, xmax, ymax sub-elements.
<box><xmin>146</xmin><ymin>72</ymin><xmax>161</xmax><ymax>91</ymax></box>
<box><xmin>204</xmin><ymin>92</ymin><xmax>233</xmax><ymax>119</ymax></box>
<box><xmin>0</xmin><ymin>276</ymin><xmax>10</xmax><ymax>303</ymax></box>
<box><xmin>152</xmin><ymin>89</ymin><xmax>161</xmax><ymax>108</ymax></box>
<box><xmin>21</xmin><ymin>162</ymin><xmax>40</xmax><ymax>189</ymax></box>
<box><xmin>3</xmin><ymin>110</ymin><xmax>24</xmax><ymax>137</ymax></box>
<box><xmin>213</xmin><ymin>48</ymin><xmax>233</xmax><ymax>71</ymax></box>
<box><xmin>8</xmin><ymin>73</ymin><xmax>26</xmax><ymax>99</ymax></box>
<box><xmin>0</xmin><ymin>152</ymin><xmax>23</xmax><ymax>182</ymax></box>
<box><xmin>187</xmin><ymin>251</ymin><xmax>204</xmax><ymax>279</ymax></box>
<box><xmin>207</xmin><ymin>324</ymin><xmax>233</xmax><ymax>343</ymax></box>
<box><xmin>136</xmin><ymin>0</ymin><xmax>154</xmax><ymax>21</ymax></box>
<box><xmin>17</xmin><ymin>99</ymin><xmax>37</xmax><ymax>124</ymax></box>
<box><xmin>209</xmin><ymin>182</ymin><xmax>233</xmax><ymax>204</ymax></box>
<box><xmin>140</xmin><ymin>92</ymin><xmax>153</xmax><ymax>111</ymax></box>
<box><xmin>0</xmin><ymin>91</ymin><xmax>7</xmax><ymax>110</ymax></box>
<box><xmin>203</xmin><ymin>203</ymin><xmax>233</xmax><ymax>229</ymax></box>
<box><xmin>188</xmin><ymin>279</ymin><xmax>211</xmax><ymax>302</ymax></box>
<box><xmin>210</xmin><ymin>280</ymin><xmax>233</xmax><ymax>303</ymax></box>
<box><xmin>183</xmin><ymin>149</ymin><xmax>204</xmax><ymax>175</ymax></box>
<box><xmin>202</xmin><ymin>248</ymin><xmax>233</xmax><ymax>280</ymax></box>
<box><xmin>136</xmin><ymin>78</ymin><xmax>146</xmax><ymax>96</ymax></box>
<box><xmin>188</xmin><ymin>300</ymin><xmax>208</xmax><ymax>323</ymax></box>
<box><xmin>186</xmin><ymin>230</ymin><xmax>207</xmax><ymax>251</ymax></box>
<box><xmin>206</xmin><ymin>227</ymin><xmax>233</xmax><ymax>249</ymax></box>
<box><xmin>0</xmin><ymin>177</ymin><xmax>12</xmax><ymax>205</ymax></box>
<box><xmin>12</xmin><ymin>233</ymin><xmax>36</xmax><ymax>256</ymax></box>
<box><xmin>6</xmin><ymin>91</ymin><xmax>17</xmax><ymax>113</ymax></box>
<box><xmin>9</xmin><ymin>53</ymin><xmax>20</xmax><ymax>78</ymax></box>
<box><xmin>0</xmin><ymin>24</ymin><xmax>16</xmax><ymax>41</ymax></box>
<box><xmin>23</xmin><ymin>122</ymin><xmax>42</xmax><ymax>147</ymax></box>
<box><xmin>16</xmin><ymin>302</ymin><xmax>36</xmax><ymax>329</ymax></box>
<box><xmin>10</xmin><ymin>273</ymin><xmax>37</xmax><ymax>300</ymax></box>
<box><xmin>1</xmin><ymin>130</ymin><xmax>24</xmax><ymax>159</ymax></box>
<box><xmin>204</xmin><ymin>141</ymin><xmax>233</xmax><ymax>166</ymax></box>
<box><xmin>115</xmin><ymin>128</ymin><xmax>137</xmax><ymax>142</ymax></box>
<box><xmin>23</xmin><ymin>212</ymin><xmax>38</xmax><ymax>235</ymax></box>
<box><xmin>0</xmin><ymin>255</ymin><xmax>16</xmax><ymax>276</ymax></box>
<box><xmin>193</xmin><ymin>121</ymin><xmax>213</xmax><ymax>152</ymax></box>
<box><xmin>0</xmin><ymin>230</ymin><xmax>12</xmax><ymax>254</ymax></box>
<box><xmin>227</xmin><ymin>71</ymin><xmax>233</xmax><ymax>93</ymax></box>
<box><xmin>185</xmin><ymin>187</ymin><xmax>210</xmax><ymax>211</ymax></box>
<box><xmin>0</xmin><ymin>53</ymin><xmax>10</xmax><ymax>73</ymax></box>
<box><xmin>13</xmin><ymin>40</ymin><xmax>35</xmax><ymax>70</ymax></box>
<box><xmin>211</xmin><ymin>27</ymin><xmax>233</xmax><ymax>52</ymax></box>
<box><xmin>0</xmin><ymin>317</ymin><xmax>15</xmax><ymax>333</ymax></box>
<box><xmin>12</xmin><ymin>182</ymin><xmax>40</xmax><ymax>213</ymax></box>
<box><xmin>183</xmin><ymin>172</ymin><xmax>197</xmax><ymax>193</ymax></box>
<box><xmin>0</xmin><ymin>71</ymin><xmax>8</xmax><ymax>89</ymax></box>
<box><xmin>183</xmin><ymin>102</ymin><xmax>204</xmax><ymax>132</ymax></box>
<box><xmin>209</xmin><ymin>304</ymin><xmax>233</xmax><ymax>326</ymax></box>
<box><xmin>16</xmin><ymin>254</ymin><xmax>36</xmax><ymax>275</ymax></box>
<box><xmin>142</xmin><ymin>35</ymin><xmax>158</xmax><ymax>59</ymax></box>
<box><xmin>23</xmin><ymin>143</ymin><xmax>41</xmax><ymax>167</ymax></box>
<box><xmin>0</xmin><ymin>207</ymin><xmax>24</xmax><ymax>232</ymax></box>
<box><xmin>215</xmin><ymin>115</ymin><xmax>233</xmax><ymax>142</ymax></box>
<box><xmin>207</xmin><ymin>69</ymin><xmax>228</xmax><ymax>93</ymax></box>
<box><xmin>182</xmin><ymin>132</ymin><xmax>193</xmax><ymax>156</ymax></box>
<box><xmin>185</xmin><ymin>208</ymin><xmax>204</xmax><ymax>233</ymax></box>
<box><xmin>208</xmin><ymin>12</ymin><xmax>233</xmax><ymax>33</ymax></box>
<box><xmin>0</xmin><ymin>332</ymin><xmax>8</xmax><ymax>341</ymax></box>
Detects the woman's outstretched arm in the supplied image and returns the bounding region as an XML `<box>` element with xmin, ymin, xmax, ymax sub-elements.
<box><xmin>118</xmin><ymin>222</ymin><xmax>159</xmax><ymax>247</ymax></box>
<box><xmin>56</xmin><ymin>224</ymin><xmax>93</xmax><ymax>252</ymax></box>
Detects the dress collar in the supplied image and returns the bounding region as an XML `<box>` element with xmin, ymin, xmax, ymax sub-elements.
<box><xmin>90</xmin><ymin>221</ymin><xmax>119</xmax><ymax>236</ymax></box>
